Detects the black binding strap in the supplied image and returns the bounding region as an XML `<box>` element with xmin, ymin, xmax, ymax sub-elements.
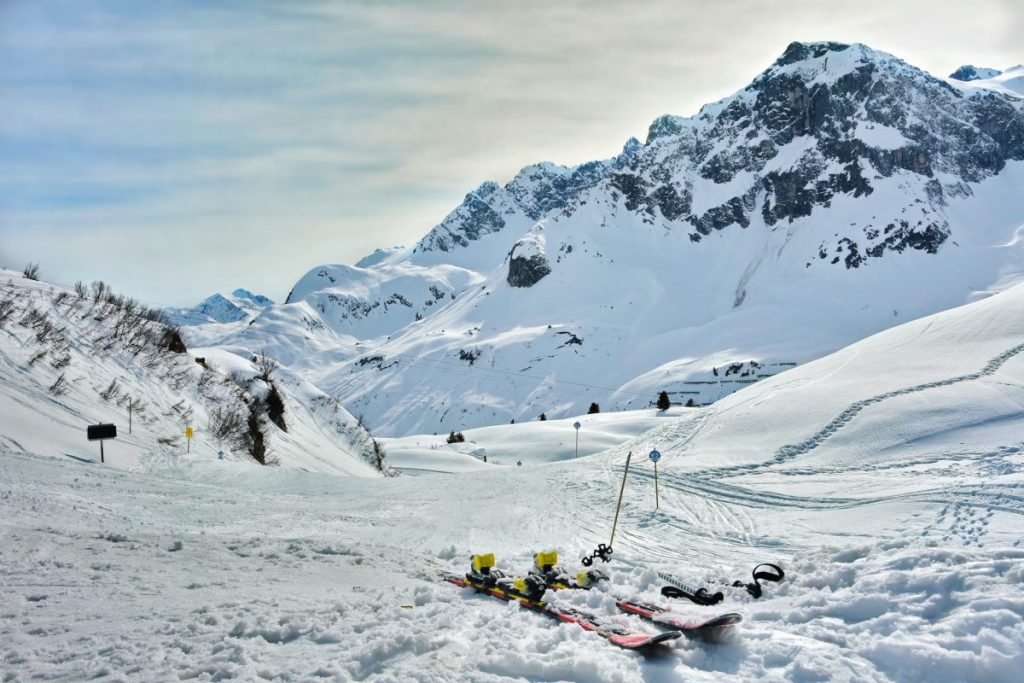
<box><xmin>732</xmin><ymin>562</ymin><xmax>785</xmax><ymax>598</ymax></box>
<box><xmin>660</xmin><ymin>585</ymin><xmax>724</xmax><ymax>606</ymax></box>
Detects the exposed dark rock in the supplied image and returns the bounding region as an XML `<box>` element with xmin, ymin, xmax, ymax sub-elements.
<box><xmin>650</xmin><ymin>184</ymin><xmax>691</xmax><ymax>221</ymax></box>
<box><xmin>646</xmin><ymin>114</ymin><xmax>685</xmax><ymax>142</ymax></box>
<box><xmin>458</xmin><ymin>348</ymin><xmax>482</xmax><ymax>365</ymax></box>
<box><xmin>774</xmin><ymin>41</ymin><xmax>851</xmax><ymax>67</ymax></box>
<box><xmin>507</xmin><ymin>241</ymin><xmax>552</xmax><ymax>288</ymax></box>
<box><xmin>949</xmin><ymin>65</ymin><xmax>1001</xmax><ymax>82</ymax></box>
<box><xmin>692</xmin><ymin>192</ymin><xmax>755</xmax><ymax>234</ymax></box>
<box><xmin>556</xmin><ymin>331</ymin><xmax>583</xmax><ymax>346</ymax></box>
<box><xmin>609</xmin><ymin>173</ymin><xmax>649</xmax><ymax>212</ymax></box>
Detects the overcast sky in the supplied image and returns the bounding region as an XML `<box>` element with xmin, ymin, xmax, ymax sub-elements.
<box><xmin>1</xmin><ymin>0</ymin><xmax>1020</xmax><ymax>306</ymax></box>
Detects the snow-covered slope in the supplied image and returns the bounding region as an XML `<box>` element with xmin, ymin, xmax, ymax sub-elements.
<box><xmin>382</xmin><ymin>408</ymin><xmax>689</xmax><ymax>474</ymax></box>
<box><xmin>0</xmin><ymin>272</ymin><xmax>386</xmax><ymax>476</ymax></box>
<box><xmin>3</xmin><ymin>273</ymin><xmax>1023</xmax><ymax>681</ymax></box>
<box><xmin>283</xmin><ymin>260</ymin><xmax>483</xmax><ymax>341</ymax></box>
<box><xmin>276</xmin><ymin>41</ymin><xmax>1023</xmax><ymax>435</ymax></box>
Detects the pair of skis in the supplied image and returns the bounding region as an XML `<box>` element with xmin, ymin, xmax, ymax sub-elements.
<box><xmin>532</xmin><ymin>552</ymin><xmax>742</xmax><ymax>640</ymax></box>
<box><xmin>443</xmin><ymin>572</ymin><xmax>683</xmax><ymax>650</ymax></box>
<box><xmin>443</xmin><ymin>552</ymin><xmax>741</xmax><ymax>651</ymax></box>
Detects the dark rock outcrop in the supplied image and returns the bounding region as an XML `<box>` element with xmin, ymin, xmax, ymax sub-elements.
<box><xmin>507</xmin><ymin>241</ymin><xmax>552</xmax><ymax>288</ymax></box>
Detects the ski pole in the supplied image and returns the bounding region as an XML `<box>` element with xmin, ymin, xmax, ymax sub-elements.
<box><xmin>608</xmin><ymin>451</ymin><xmax>633</xmax><ymax>549</ymax></box>
<box><xmin>581</xmin><ymin>451</ymin><xmax>633</xmax><ymax>566</ymax></box>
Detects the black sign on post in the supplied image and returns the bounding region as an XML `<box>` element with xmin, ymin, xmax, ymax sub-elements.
<box><xmin>87</xmin><ymin>424</ymin><xmax>117</xmax><ymax>441</ymax></box>
<box><xmin>86</xmin><ymin>423</ymin><xmax>117</xmax><ymax>463</ymax></box>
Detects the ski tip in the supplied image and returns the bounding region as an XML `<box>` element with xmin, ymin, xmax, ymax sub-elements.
<box><xmin>707</xmin><ymin>612</ymin><xmax>743</xmax><ymax>627</ymax></box>
<box><xmin>609</xmin><ymin>630</ymin><xmax>682</xmax><ymax>649</ymax></box>
<box><xmin>694</xmin><ymin>614</ymin><xmax>743</xmax><ymax>644</ymax></box>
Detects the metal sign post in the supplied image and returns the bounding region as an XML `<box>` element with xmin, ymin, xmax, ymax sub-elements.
<box><xmin>649</xmin><ymin>449</ymin><xmax>662</xmax><ymax>509</ymax></box>
<box><xmin>573</xmin><ymin>421</ymin><xmax>581</xmax><ymax>458</ymax></box>
<box><xmin>185</xmin><ymin>426</ymin><xmax>193</xmax><ymax>454</ymax></box>
<box><xmin>86</xmin><ymin>423</ymin><xmax>117</xmax><ymax>464</ymax></box>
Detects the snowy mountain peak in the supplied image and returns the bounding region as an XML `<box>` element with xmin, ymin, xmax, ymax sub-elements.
<box><xmin>230</xmin><ymin>288</ymin><xmax>274</xmax><ymax>307</ymax></box>
<box><xmin>774</xmin><ymin>40</ymin><xmax>858</xmax><ymax>66</ymax></box>
<box><xmin>165</xmin><ymin>289</ymin><xmax>275</xmax><ymax>326</ymax></box>
<box><xmin>949</xmin><ymin>65</ymin><xmax>1003</xmax><ymax>81</ymax></box>
<box><xmin>353</xmin><ymin>246</ymin><xmax>405</xmax><ymax>269</ymax></box>
<box><xmin>244</xmin><ymin>41</ymin><xmax>1024</xmax><ymax>435</ymax></box>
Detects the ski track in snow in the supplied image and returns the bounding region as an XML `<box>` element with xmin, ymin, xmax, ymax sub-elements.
<box><xmin>725</xmin><ymin>339</ymin><xmax>1024</xmax><ymax>475</ymax></box>
<box><xmin>626</xmin><ymin>468</ymin><xmax>1024</xmax><ymax>516</ymax></box>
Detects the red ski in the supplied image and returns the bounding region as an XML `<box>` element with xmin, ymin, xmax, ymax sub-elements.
<box><xmin>615</xmin><ymin>600</ymin><xmax>742</xmax><ymax>642</ymax></box>
<box><xmin>443</xmin><ymin>570</ymin><xmax>681</xmax><ymax>651</ymax></box>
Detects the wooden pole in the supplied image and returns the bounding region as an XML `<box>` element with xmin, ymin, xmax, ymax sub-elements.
<box><xmin>100</xmin><ymin>440</ymin><xmax>105</xmax><ymax>464</ymax></box>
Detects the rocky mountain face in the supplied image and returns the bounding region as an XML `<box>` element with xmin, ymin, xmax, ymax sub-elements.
<box><xmin>409</xmin><ymin>42</ymin><xmax>1022</xmax><ymax>274</ymax></box>
<box><xmin>225</xmin><ymin>42</ymin><xmax>1024</xmax><ymax>435</ymax></box>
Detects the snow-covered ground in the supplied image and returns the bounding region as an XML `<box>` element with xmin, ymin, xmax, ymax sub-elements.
<box><xmin>4</xmin><ymin>278</ymin><xmax>1024</xmax><ymax>681</ymax></box>
<box><xmin>382</xmin><ymin>409</ymin><xmax>689</xmax><ymax>473</ymax></box>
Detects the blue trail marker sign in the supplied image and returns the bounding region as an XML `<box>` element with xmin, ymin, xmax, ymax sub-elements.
<box><xmin>649</xmin><ymin>450</ymin><xmax>661</xmax><ymax>508</ymax></box>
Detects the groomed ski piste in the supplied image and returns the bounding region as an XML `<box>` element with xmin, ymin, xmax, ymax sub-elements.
<box><xmin>3</xmin><ymin>280</ymin><xmax>1024</xmax><ymax>681</ymax></box>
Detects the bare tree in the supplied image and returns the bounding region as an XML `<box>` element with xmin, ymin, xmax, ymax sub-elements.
<box><xmin>254</xmin><ymin>349</ymin><xmax>278</xmax><ymax>382</ymax></box>
<box><xmin>209</xmin><ymin>406</ymin><xmax>246</xmax><ymax>444</ymax></box>
<box><xmin>0</xmin><ymin>297</ymin><xmax>15</xmax><ymax>326</ymax></box>
<box><xmin>91</xmin><ymin>280</ymin><xmax>110</xmax><ymax>304</ymax></box>
<box><xmin>49</xmin><ymin>373</ymin><xmax>69</xmax><ymax>396</ymax></box>
<box><xmin>22</xmin><ymin>263</ymin><xmax>40</xmax><ymax>280</ymax></box>
<box><xmin>100</xmin><ymin>378</ymin><xmax>121</xmax><ymax>401</ymax></box>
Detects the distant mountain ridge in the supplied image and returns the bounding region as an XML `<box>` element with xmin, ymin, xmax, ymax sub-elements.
<box><xmin>165</xmin><ymin>288</ymin><xmax>274</xmax><ymax>326</ymax></box>
<box><xmin>201</xmin><ymin>41</ymin><xmax>1024</xmax><ymax>435</ymax></box>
